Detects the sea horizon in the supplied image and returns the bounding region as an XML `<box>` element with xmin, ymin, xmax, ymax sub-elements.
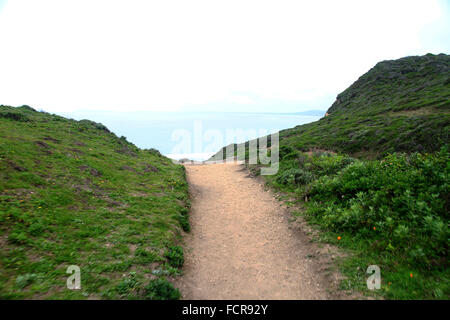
<box><xmin>55</xmin><ymin>110</ymin><xmax>324</xmax><ymax>161</ymax></box>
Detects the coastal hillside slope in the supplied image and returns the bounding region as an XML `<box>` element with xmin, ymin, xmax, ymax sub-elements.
<box><xmin>211</xmin><ymin>53</ymin><xmax>450</xmax><ymax>160</ymax></box>
<box><xmin>0</xmin><ymin>105</ymin><xmax>189</xmax><ymax>299</ymax></box>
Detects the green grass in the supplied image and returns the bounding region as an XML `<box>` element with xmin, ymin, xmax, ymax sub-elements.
<box><xmin>0</xmin><ymin>105</ymin><xmax>190</xmax><ymax>299</ymax></box>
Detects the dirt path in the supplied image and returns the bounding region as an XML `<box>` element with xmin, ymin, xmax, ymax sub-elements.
<box><xmin>176</xmin><ymin>163</ymin><xmax>341</xmax><ymax>300</ymax></box>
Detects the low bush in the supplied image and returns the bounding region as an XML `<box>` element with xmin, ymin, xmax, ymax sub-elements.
<box><xmin>265</xmin><ymin>146</ymin><xmax>449</xmax><ymax>298</ymax></box>
<box><xmin>279</xmin><ymin>145</ymin><xmax>295</xmax><ymax>159</ymax></box>
<box><xmin>306</xmin><ymin>147</ymin><xmax>449</xmax><ymax>269</ymax></box>
<box><xmin>176</xmin><ymin>214</ymin><xmax>190</xmax><ymax>232</ymax></box>
<box><xmin>0</xmin><ymin>112</ymin><xmax>30</xmax><ymax>122</ymax></box>
<box><xmin>276</xmin><ymin>168</ymin><xmax>314</xmax><ymax>186</ymax></box>
<box><xmin>165</xmin><ymin>245</ymin><xmax>184</xmax><ymax>268</ymax></box>
<box><xmin>143</xmin><ymin>278</ymin><xmax>181</xmax><ymax>300</ymax></box>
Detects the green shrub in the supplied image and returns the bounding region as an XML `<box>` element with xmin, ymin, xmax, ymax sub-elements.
<box><xmin>79</xmin><ymin>119</ymin><xmax>110</xmax><ymax>132</ymax></box>
<box><xmin>27</xmin><ymin>222</ymin><xmax>45</xmax><ymax>236</ymax></box>
<box><xmin>116</xmin><ymin>276</ymin><xmax>138</xmax><ymax>296</ymax></box>
<box><xmin>145</xmin><ymin>148</ymin><xmax>162</xmax><ymax>156</ymax></box>
<box><xmin>176</xmin><ymin>214</ymin><xmax>190</xmax><ymax>232</ymax></box>
<box><xmin>15</xmin><ymin>274</ymin><xmax>38</xmax><ymax>289</ymax></box>
<box><xmin>175</xmin><ymin>207</ymin><xmax>190</xmax><ymax>232</ymax></box>
<box><xmin>309</xmin><ymin>153</ymin><xmax>355</xmax><ymax>176</ymax></box>
<box><xmin>279</xmin><ymin>145</ymin><xmax>295</xmax><ymax>159</ymax></box>
<box><xmin>282</xmin><ymin>151</ymin><xmax>298</xmax><ymax>160</ymax></box>
<box><xmin>165</xmin><ymin>245</ymin><xmax>184</xmax><ymax>268</ymax></box>
<box><xmin>306</xmin><ymin>147</ymin><xmax>450</xmax><ymax>268</ymax></box>
<box><xmin>264</xmin><ymin>147</ymin><xmax>449</xmax><ymax>298</ymax></box>
<box><xmin>143</xmin><ymin>278</ymin><xmax>180</xmax><ymax>300</ymax></box>
<box><xmin>8</xmin><ymin>232</ymin><xmax>28</xmax><ymax>245</ymax></box>
<box><xmin>0</xmin><ymin>112</ymin><xmax>30</xmax><ymax>122</ymax></box>
<box><xmin>276</xmin><ymin>168</ymin><xmax>314</xmax><ymax>186</ymax></box>
<box><xmin>134</xmin><ymin>247</ymin><xmax>158</xmax><ymax>264</ymax></box>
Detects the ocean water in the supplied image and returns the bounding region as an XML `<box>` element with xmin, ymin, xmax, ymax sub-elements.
<box><xmin>57</xmin><ymin>111</ymin><xmax>322</xmax><ymax>161</ymax></box>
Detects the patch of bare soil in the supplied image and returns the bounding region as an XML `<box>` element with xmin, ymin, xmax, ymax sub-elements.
<box><xmin>176</xmin><ymin>163</ymin><xmax>355</xmax><ymax>300</ymax></box>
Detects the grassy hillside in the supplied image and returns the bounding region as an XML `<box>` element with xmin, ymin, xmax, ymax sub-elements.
<box><xmin>0</xmin><ymin>105</ymin><xmax>189</xmax><ymax>299</ymax></box>
<box><xmin>211</xmin><ymin>53</ymin><xmax>449</xmax><ymax>160</ymax></box>
<box><xmin>209</xmin><ymin>54</ymin><xmax>450</xmax><ymax>299</ymax></box>
<box><xmin>280</xmin><ymin>54</ymin><xmax>450</xmax><ymax>157</ymax></box>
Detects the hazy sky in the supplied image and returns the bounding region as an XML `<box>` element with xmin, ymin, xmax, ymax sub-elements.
<box><xmin>0</xmin><ymin>0</ymin><xmax>449</xmax><ymax>113</ymax></box>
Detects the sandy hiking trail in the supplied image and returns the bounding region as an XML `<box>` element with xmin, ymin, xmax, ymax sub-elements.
<box><xmin>175</xmin><ymin>163</ymin><xmax>343</xmax><ymax>300</ymax></box>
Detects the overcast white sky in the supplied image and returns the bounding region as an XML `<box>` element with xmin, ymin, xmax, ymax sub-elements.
<box><xmin>0</xmin><ymin>0</ymin><xmax>449</xmax><ymax>113</ymax></box>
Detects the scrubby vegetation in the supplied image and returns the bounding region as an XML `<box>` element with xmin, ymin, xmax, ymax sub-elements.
<box><xmin>143</xmin><ymin>277</ymin><xmax>181</xmax><ymax>300</ymax></box>
<box><xmin>0</xmin><ymin>105</ymin><xmax>190</xmax><ymax>299</ymax></box>
<box><xmin>258</xmin><ymin>148</ymin><xmax>449</xmax><ymax>299</ymax></box>
<box><xmin>211</xmin><ymin>54</ymin><xmax>450</xmax><ymax>299</ymax></box>
<box><xmin>165</xmin><ymin>245</ymin><xmax>184</xmax><ymax>269</ymax></box>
